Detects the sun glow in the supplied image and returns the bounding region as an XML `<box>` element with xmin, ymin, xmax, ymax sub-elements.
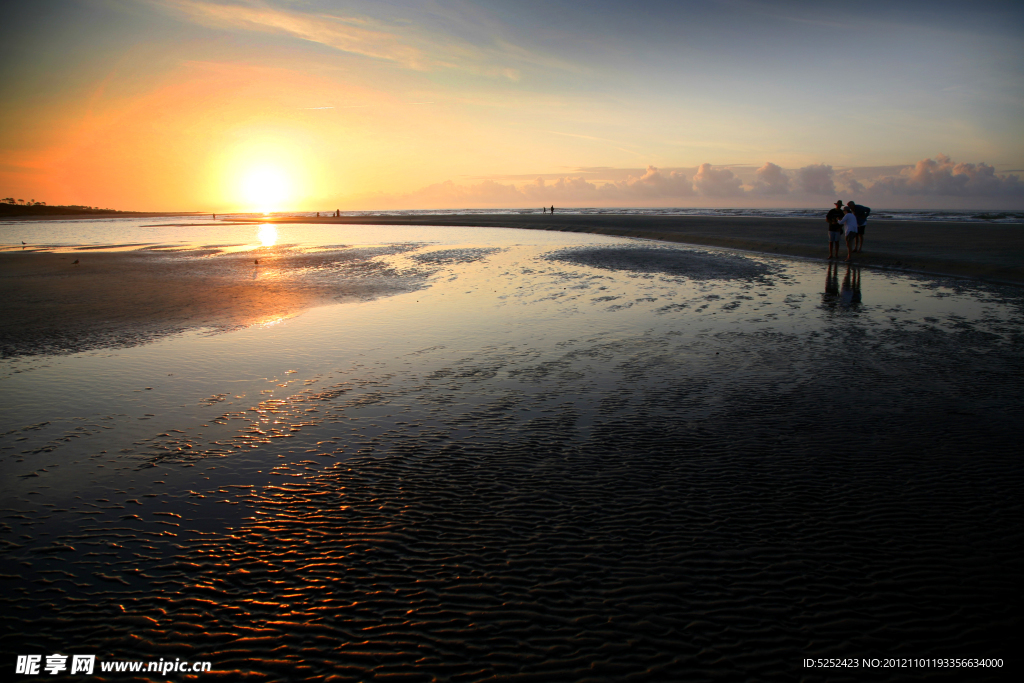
<box><xmin>257</xmin><ymin>224</ymin><xmax>278</xmax><ymax>247</ymax></box>
<box><xmin>241</xmin><ymin>166</ymin><xmax>291</xmax><ymax>213</ymax></box>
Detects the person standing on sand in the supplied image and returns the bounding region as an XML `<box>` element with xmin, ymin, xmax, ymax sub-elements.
<box><xmin>825</xmin><ymin>199</ymin><xmax>844</xmax><ymax>259</ymax></box>
<box><xmin>550</xmin><ymin>205</ymin><xmax>555</xmax><ymax>214</ymax></box>
<box><xmin>839</xmin><ymin>206</ymin><xmax>858</xmax><ymax>262</ymax></box>
<box><xmin>847</xmin><ymin>201</ymin><xmax>871</xmax><ymax>253</ymax></box>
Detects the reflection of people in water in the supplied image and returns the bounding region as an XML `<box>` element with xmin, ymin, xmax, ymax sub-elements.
<box><xmin>824</xmin><ymin>261</ymin><xmax>840</xmax><ymax>300</ymax></box>
<box><xmin>840</xmin><ymin>264</ymin><xmax>862</xmax><ymax>306</ymax></box>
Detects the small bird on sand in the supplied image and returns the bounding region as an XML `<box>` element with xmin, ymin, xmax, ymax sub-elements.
<box><xmin>254</xmin><ymin>258</ymin><xmax>259</xmax><ymax>265</ymax></box>
<box><xmin>72</xmin><ymin>259</ymin><xmax>79</xmax><ymax>265</ymax></box>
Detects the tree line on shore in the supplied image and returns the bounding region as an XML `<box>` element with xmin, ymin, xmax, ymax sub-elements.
<box><xmin>1</xmin><ymin>197</ymin><xmax>125</xmax><ymax>215</ymax></box>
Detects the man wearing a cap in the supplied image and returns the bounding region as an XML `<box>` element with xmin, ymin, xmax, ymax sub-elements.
<box><xmin>825</xmin><ymin>200</ymin><xmax>844</xmax><ymax>259</ymax></box>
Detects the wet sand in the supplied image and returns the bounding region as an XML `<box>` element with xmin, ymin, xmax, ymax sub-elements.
<box><xmin>3</xmin><ymin>234</ymin><xmax>1022</xmax><ymax>681</ymax></box>
<box><xmin>250</xmin><ymin>213</ymin><xmax>1024</xmax><ymax>284</ymax></box>
<box><xmin>0</xmin><ymin>246</ymin><xmax>426</xmax><ymax>357</ymax></box>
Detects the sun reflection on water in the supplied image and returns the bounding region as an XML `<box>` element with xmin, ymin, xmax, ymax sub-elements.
<box><xmin>258</xmin><ymin>224</ymin><xmax>278</xmax><ymax>247</ymax></box>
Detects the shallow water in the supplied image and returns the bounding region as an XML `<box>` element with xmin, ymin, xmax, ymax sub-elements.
<box><xmin>2</xmin><ymin>223</ymin><xmax>1022</xmax><ymax>681</ymax></box>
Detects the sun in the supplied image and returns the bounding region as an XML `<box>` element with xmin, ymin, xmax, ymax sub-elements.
<box><xmin>240</xmin><ymin>165</ymin><xmax>291</xmax><ymax>213</ymax></box>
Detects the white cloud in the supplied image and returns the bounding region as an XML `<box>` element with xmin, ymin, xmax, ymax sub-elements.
<box><xmin>155</xmin><ymin>0</ymin><xmax>427</xmax><ymax>68</ymax></box>
<box><xmin>152</xmin><ymin>1</ymin><xmax>542</xmax><ymax>81</ymax></box>
<box><xmin>693</xmin><ymin>163</ymin><xmax>744</xmax><ymax>197</ymax></box>
<box><xmin>610</xmin><ymin>166</ymin><xmax>694</xmax><ymax>198</ymax></box>
<box><xmin>868</xmin><ymin>155</ymin><xmax>1024</xmax><ymax>197</ymax></box>
<box><xmin>388</xmin><ymin>166</ymin><xmax>696</xmax><ymax>207</ymax></box>
<box><xmin>795</xmin><ymin>164</ymin><xmax>836</xmax><ymax>195</ymax></box>
<box><xmin>751</xmin><ymin>162</ymin><xmax>789</xmax><ymax>195</ymax></box>
<box><xmin>351</xmin><ymin>156</ymin><xmax>1024</xmax><ymax>209</ymax></box>
<box><xmin>522</xmin><ymin>176</ymin><xmax>602</xmax><ymax>201</ymax></box>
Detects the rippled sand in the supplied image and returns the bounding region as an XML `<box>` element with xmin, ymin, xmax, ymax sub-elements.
<box><xmin>2</xmin><ymin>232</ymin><xmax>1022</xmax><ymax>681</ymax></box>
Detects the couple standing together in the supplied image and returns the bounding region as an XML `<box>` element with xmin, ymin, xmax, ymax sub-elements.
<box><xmin>826</xmin><ymin>200</ymin><xmax>870</xmax><ymax>261</ymax></box>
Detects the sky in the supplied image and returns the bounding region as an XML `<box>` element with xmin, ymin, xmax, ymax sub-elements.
<box><xmin>1</xmin><ymin>0</ymin><xmax>1023</xmax><ymax>211</ymax></box>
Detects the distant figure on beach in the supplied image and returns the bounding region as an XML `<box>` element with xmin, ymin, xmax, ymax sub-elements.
<box><xmin>847</xmin><ymin>201</ymin><xmax>871</xmax><ymax>253</ymax></box>
<box><xmin>550</xmin><ymin>205</ymin><xmax>555</xmax><ymax>214</ymax></box>
<box><xmin>839</xmin><ymin>206</ymin><xmax>859</xmax><ymax>262</ymax></box>
<box><xmin>212</xmin><ymin>213</ymin><xmax>216</xmax><ymax>220</ymax></box>
<box><xmin>335</xmin><ymin>209</ymin><xmax>340</xmax><ymax>217</ymax></box>
<box><xmin>825</xmin><ymin>199</ymin><xmax>844</xmax><ymax>259</ymax></box>
<box><xmin>316</xmin><ymin>211</ymin><xmax>320</xmax><ymax>218</ymax></box>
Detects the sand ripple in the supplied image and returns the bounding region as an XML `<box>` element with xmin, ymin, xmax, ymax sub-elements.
<box><xmin>4</xmin><ymin>314</ymin><xmax>1021</xmax><ymax>681</ymax></box>
<box><xmin>2</xmin><ymin>244</ymin><xmax>1022</xmax><ymax>681</ymax></box>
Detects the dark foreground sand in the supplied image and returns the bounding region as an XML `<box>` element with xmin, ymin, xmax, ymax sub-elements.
<box><xmin>250</xmin><ymin>214</ymin><xmax>1024</xmax><ymax>284</ymax></box>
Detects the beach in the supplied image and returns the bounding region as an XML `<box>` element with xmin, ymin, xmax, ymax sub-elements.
<box><xmin>249</xmin><ymin>213</ymin><xmax>1024</xmax><ymax>284</ymax></box>
<box><xmin>1</xmin><ymin>219</ymin><xmax>1021</xmax><ymax>681</ymax></box>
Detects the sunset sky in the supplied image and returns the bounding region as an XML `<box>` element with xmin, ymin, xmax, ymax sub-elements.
<box><xmin>2</xmin><ymin>0</ymin><xmax>1022</xmax><ymax>211</ymax></box>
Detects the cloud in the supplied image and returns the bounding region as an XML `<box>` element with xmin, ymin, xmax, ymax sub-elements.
<box><xmin>153</xmin><ymin>1</ymin><xmax>534</xmax><ymax>80</ymax></box>
<box><xmin>751</xmin><ymin>162</ymin><xmax>789</xmax><ymax>195</ymax></box>
<box><xmin>868</xmin><ymin>155</ymin><xmax>1024</xmax><ymax>197</ymax></box>
<box><xmin>610</xmin><ymin>165</ymin><xmax>694</xmax><ymax>198</ymax></box>
<box><xmin>363</xmin><ymin>165</ymin><xmax>699</xmax><ymax>208</ymax></box>
<box><xmin>795</xmin><ymin>164</ymin><xmax>836</xmax><ymax>195</ymax></box>
<box><xmin>408</xmin><ymin>179</ymin><xmax>527</xmax><ymax>205</ymax></box>
<box><xmin>521</xmin><ymin>176</ymin><xmax>602</xmax><ymax>201</ymax></box>
<box><xmin>693</xmin><ymin>163</ymin><xmax>744</xmax><ymax>197</ymax></box>
<box><xmin>836</xmin><ymin>170</ymin><xmax>864</xmax><ymax>195</ymax></box>
<box><xmin>351</xmin><ymin>156</ymin><xmax>1024</xmax><ymax>209</ymax></box>
<box><xmin>155</xmin><ymin>1</ymin><xmax>428</xmax><ymax>69</ymax></box>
